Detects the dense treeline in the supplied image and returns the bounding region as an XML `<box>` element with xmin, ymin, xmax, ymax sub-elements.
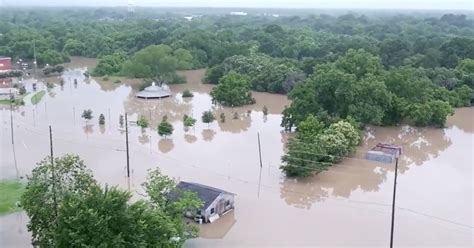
<box><xmin>1</xmin><ymin>8</ymin><xmax>473</xmax><ymax>177</ymax></box>
<box><xmin>1</xmin><ymin>9</ymin><xmax>472</xmax><ymax>71</ymax></box>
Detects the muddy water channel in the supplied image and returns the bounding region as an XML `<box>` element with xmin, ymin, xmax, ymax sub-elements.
<box><xmin>1</xmin><ymin>60</ymin><xmax>473</xmax><ymax>247</ymax></box>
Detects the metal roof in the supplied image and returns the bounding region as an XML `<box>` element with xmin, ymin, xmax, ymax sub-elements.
<box><xmin>176</xmin><ymin>181</ymin><xmax>235</xmax><ymax>209</ymax></box>
<box><xmin>136</xmin><ymin>82</ymin><xmax>171</xmax><ymax>99</ymax></box>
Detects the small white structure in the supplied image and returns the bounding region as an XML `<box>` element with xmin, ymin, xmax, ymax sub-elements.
<box><xmin>366</xmin><ymin>143</ymin><xmax>402</xmax><ymax>164</ymax></box>
<box><xmin>230</xmin><ymin>12</ymin><xmax>248</xmax><ymax>16</ymax></box>
<box><xmin>135</xmin><ymin>82</ymin><xmax>171</xmax><ymax>99</ymax></box>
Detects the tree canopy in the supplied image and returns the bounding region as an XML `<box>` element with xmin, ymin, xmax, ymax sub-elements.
<box><xmin>121</xmin><ymin>45</ymin><xmax>192</xmax><ymax>83</ymax></box>
<box><xmin>21</xmin><ymin>154</ymin><xmax>202</xmax><ymax>247</ymax></box>
<box><xmin>210</xmin><ymin>71</ymin><xmax>255</xmax><ymax>107</ymax></box>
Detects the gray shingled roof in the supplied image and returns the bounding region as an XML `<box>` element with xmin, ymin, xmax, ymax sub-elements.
<box><xmin>176</xmin><ymin>182</ymin><xmax>234</xmax><ymax>209</ymax></box>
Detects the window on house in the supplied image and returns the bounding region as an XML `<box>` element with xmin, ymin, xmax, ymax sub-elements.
<box><xmin>225</xmin><ymin>200</ymin><xmax>231</xmax><ymax>206</ymax></box>
<box><xmin>210</xmin><ymin>208</ymin><xmax>215</xmax><ymax>214</ymax></box>
<box><xmin>197</xmin><ymin>210</ymin><xmax>202</xmax><ymax>215</ymax></box>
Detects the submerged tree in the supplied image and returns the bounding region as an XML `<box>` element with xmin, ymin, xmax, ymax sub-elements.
<box><xmin>81</xmin><ymin>109</ymin><xmax>93</xmax><ymax>121</ymax></box>
<box><xmin>210</xmin><ymin>72</ymin><xmax>255</xmax><ymax>107</ymax></box>
<box><xmin>201</xmin><ymin>111</ymin><xmax>215</xmax><ymax>127</ymax></box>
<box><xmin>158</xmin><ymin>119</ymin><xmax>174</xmax><ymax>138</ymax></box>
<box><xmin>137</xmin><ymin>115</ymin><xmax>149</xmax><ymax>129</ymax></box>
<box><xmin>183</xmin><ymin>114</ymin><xmax>197</xmax><ymax>128</ymax></box>
<box><xmin>219</xmin><ymin>113</ymin><xmax>226</xmax><ymax>123</ymax></box>
<box><xmin>99</xmin><ymin>114</ymin><xmax>105</xmax><ymax>125</ymax></box>
<box><xmin>281</xmin><ymin>116</ymin><xmax>360</xmax><ymax>177</ymax></box>
<box><xmin>182</xmin><ymin>89</ymin><xmax>194</xmax><ymax>98</ymax></box>
<box><xmin>262</xmin><ymin>105</ymin><xmax>268</xmax><ymax>115</ymax></box>
<box><xmin>119</xmin><ymin>115</ymin><xmax>124</xmax><ymax>128</ymax></box>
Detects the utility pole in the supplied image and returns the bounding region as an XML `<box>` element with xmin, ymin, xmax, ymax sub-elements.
<box><xmin>390</xmin><ymin>156</ymin><xmax>400</xmax><ymax>248</ymax></box>
<box><xmin>9</xmin><ymin>91</ymin><xmax>14</xmax><ymax>145</ymax></box>
<box><xmin>257</xmin><ymin>132</ymin><xmax>263</xmax><ymax>168</ymax></box>
<box><xmin>33</xmin><ymin>40</ymin><xmax>37</xmax><ymax>74</ymax></box>
<box><xmin>125</xmin><ymin>113</ymin><xmax>130</xmax><ymax>177</ymax></box>
<box><xmin>49</xmin><ymin>126</ymin><xmax>58</xmax><ymax>227</ymax></box>
<box><xmin>10</xmin><ymin>91</ymin><xmax>19</xmax><ymax>179</ymax></box>
<box><xmin>257</xmin><ymin>132</ymin><xmax>263</xmax><ymax>197</ymax></box>
<box><xmin>108</xmin><ymin>108</ymin><xmax>111</xmax><ymax>131</ymax></box>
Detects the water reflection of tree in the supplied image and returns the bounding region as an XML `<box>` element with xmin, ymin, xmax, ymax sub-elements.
<box><xmin>447</xmin><ymin>108</ymin><xmax>473</xmax><ymax>134</ymax></box>
<box><xmin>279</xmin><ymin>125</ymin><xmax>451</xmax><ymax>209</ymax></box>
<box><xmin>96</xmin><ymin>80</ymin><xmax>122</xmax><ymax>92</ymax></box>
<box><xmin>363</xmin><ymin>126</ymin><xmax>452</xmax><ymax>173</ymax></box>
<box><xmin>184</xmin><ymin>134</ymin><xmax>197</xmax><ymax>143</ymax></box>
<box><xmin>138</xmin><ymin>130</ymin><xmax>150</xmax><ymax>144</ymax></box>
<box><xmin>216</xmin><ymin>109</ymin><xmax>252</xmax><ymax>134</ymax></box>
<box><xmin>82</xmin><ymin>124</ymin><xmax>94</xmax><ymax>135</ymax></box>
<box><xmin>123</xmin><ymin>91</ymin><xmax>192</xmax><ymax>125</ymax></box>
<box><xmin>202</xmin><ymin>129</ymin><xmax>216</xmax><ymax>142</ymax></box>
<box><xmin>158</xmin><ymin>138</ymin><xmax>174</xmax><ymax>153</ymax></box>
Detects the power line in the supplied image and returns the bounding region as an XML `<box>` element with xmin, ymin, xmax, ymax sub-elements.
<box><xmin>10</xmin><ymin>121</ymin><xmax>474</xmax><ymax>231</ymax></box>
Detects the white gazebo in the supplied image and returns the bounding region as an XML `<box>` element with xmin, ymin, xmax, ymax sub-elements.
<box><xmin>136</xmin><ymin>82</ymin><xmax>172</xmax><ymax>99</ymax></box>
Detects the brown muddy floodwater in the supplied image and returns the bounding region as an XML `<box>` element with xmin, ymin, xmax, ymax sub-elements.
<box><xmin>1</xmin><ymin>58</ymin><xmax>473</xmax><ymax>247</ymax></box>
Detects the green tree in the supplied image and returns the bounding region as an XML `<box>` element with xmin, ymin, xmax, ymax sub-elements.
<box><xmin>20</xmin><ymin>155</ymin><xmax>97</xmax><ymax>247</ymax></box>
<box><xmin>21</xmin><ymin>155</ymin><xmax>202</xmax><ymax>247</ymax></box>
<box><xmin>92</xmin><ymin>52</ymin><xmax>126</xmax><ymax>76</ymax></box>
<box><xmin>63</xmin><ymin>39</ymin><xmax>85</xmax><ymax>56</ymax></box>
<box><xmin>81</xmin><ymin>109</ymin><xmax>93</xmax><ymax>121</ymax></box>
<box><xmin>137</xmin><ymin>115</ymin><xmax>149</xmax><ymax>129</ymax></box>
<box><xmin>37</xmin><ymin>49</ymin><xmax>65</xmax><ymax>66</ymax></box>
<box><xmin>210</xmin><ymin>71</ymin><xmax>255</xmax><ymax>107</ymax></box>
<box><xmin>201</xmin><ymin>110</ymin><xmax>215</xmax><ymax>127</ymax></box>
<box><xmin>98</xmin><ymin>114</ymin><xmax>105</xmax><ymax>125</ymax></box>
<box><xmin>183</xmin><ymin>115</ymin><xmax>197</xmax><ymax>128</ymax></box>
<box><xmin>262</xmin><ymin>105</ymin><xmax>268</xmax><ymax>115</ymax></box>
<box><xmin>295</xmin><ymin>114</ymin><xmax>325</xmax><ymax>141</ymax></box>
<box><xmin>158</xmin><ymin>120</ymin><xmax>174</xmax><ymax>137</ymax></box>
<box><xmin>122</xmin><ymin>45</ymin><xmax>192</xmax><ymax>84</ymax></box>
<box><xmin>335</xmin><ymin>48</ymin><xmax>382</xmax><ymax>79</ymax></box>
<box><xmin>427</xmin><ymin>100</ymin><xmax>454</xmax><ymax>127</ymax></box>
<box><xmin>182</xmin><ymin>89</ymin><xmax>194</xmax><ymax>98</ymax></box>
<box><xmin>455</xmin><ymin>59</ymin><xmax>474</xmax><ymax>88</ymax></box>
<box><xmin>281</xmin><ymin>119</ymin><xmax>360</xmax><ymax>177</ymax></box>
<box><xmin>142</xmin><ymin>169</ymin><xmax>203</xmax><ymax>244</ymax></box>
<box><xmin>119</xmin><ymin>115</ymin><xmax>124</xmax><ymax>128</ymax></box>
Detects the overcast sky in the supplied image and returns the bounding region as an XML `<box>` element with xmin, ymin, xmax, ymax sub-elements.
<box><xmin>1</xmin><ymin>0</ymin><xmax>472</xmax><ymax>10</ymax></box>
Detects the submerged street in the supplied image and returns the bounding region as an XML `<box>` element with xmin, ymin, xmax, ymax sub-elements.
<box><xmin>1</xmin><ymin>60</ymin><xmax>473</xmax><ymax>247</ymax></box>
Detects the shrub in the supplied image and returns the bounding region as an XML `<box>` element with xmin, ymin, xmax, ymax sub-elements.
<box><xmin>182</xmin><ymin>89</ymin><xmax>194</xmax><ymax>98</ymax></box>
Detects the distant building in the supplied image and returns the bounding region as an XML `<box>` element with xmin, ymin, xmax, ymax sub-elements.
<box><xmin>230</xmin><ymin>12</ymin><xmax>248</xmax><ymax>16</ymax></box>
<box><xmin>0</xmin><ymin>56</ymin><xmax>12</xmax><ymax>73</ymax></box>
<box><xmin>366</xmin><ymin>143</ymin><xmax>402</xmax><ymax>163</ymax></box>
<box><xmin>135</xmin><ymin>82</ymin><xmax>172</xmax><ymax>99</ymax></box>
<box><xmin>176</xmin><ymin>181</ymin><xmax>235</xmax><ymax>223</ymax></box>
<box><xmin>0</xmin><ymin>78</ymin><xmax>16</xmax><ymax>100</ymax></box>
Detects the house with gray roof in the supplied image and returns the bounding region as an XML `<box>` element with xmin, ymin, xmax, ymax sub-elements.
<box><xmin>176</xmin><ymin>181</ymin><xmax>235</xmax><ymax>223</ymax></box>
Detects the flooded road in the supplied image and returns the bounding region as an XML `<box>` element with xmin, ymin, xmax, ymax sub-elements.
<box><xmin>0</xmin><ymin>59</ymin><xmax>473</xmax><ymax>247</ymax></box>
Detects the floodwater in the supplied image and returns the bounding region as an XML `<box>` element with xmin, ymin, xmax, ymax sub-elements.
<box><xmin>0</xmin><ymin>58</ymin><xmax>473</xmax><ymax>247</ymax></box>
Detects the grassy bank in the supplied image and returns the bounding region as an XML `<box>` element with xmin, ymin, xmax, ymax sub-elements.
<box><xmin>31</xmin><ymin>90</ymin><xmax>46</xmax><ymax>105</ymax></box>
<box><xmin>0</xmin><ymin>180</ymin><xmax>24</xmax><ymax>214</ymax></box>
<box><xmin>0</xmin><ymin>97</ymin><xmax>25</xmax><ymax>106</ymax></box>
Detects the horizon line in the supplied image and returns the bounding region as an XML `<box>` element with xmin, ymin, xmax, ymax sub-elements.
<box><xmin>0</xmin><ymin>5</ymin><xmax>473</xmax><ymax>11</ymax></box>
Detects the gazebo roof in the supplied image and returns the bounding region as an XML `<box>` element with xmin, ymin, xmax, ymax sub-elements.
<box><xmin>136</xmin><ymin>82</ymin><xmax>171</xmax><ymax>99</ymax></box>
